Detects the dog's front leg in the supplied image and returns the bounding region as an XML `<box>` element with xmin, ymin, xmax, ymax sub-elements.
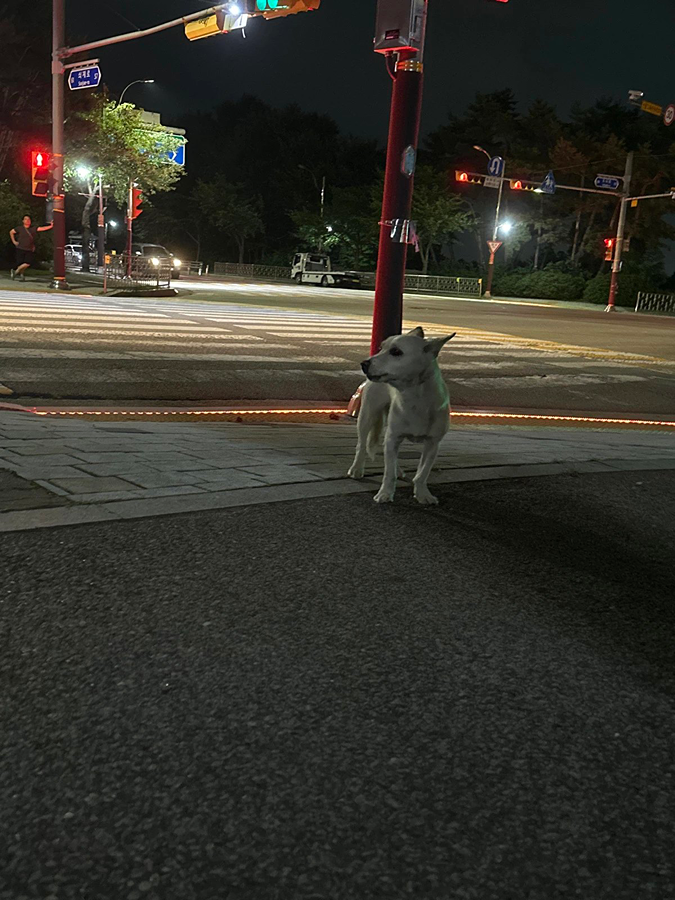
<box><xmin>374</xmin><ymin>432</ymin><xmax>402</xmax><ymax>503</ymax></box>
<box><xmin>413</xmin><ymin>438</ymin><xmax>441</xmax><ymax>505</ymax></box>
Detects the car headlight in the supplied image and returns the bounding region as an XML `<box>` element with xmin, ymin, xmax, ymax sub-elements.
<box><xmin>151</xmin><ymin>257</ymin><xmax>160</xmax><ymax>266</ymax></box>
<box><xmin>172</xmin><ymin>258</ymin><xmax>181</xmax><ymax>267</ymax></box>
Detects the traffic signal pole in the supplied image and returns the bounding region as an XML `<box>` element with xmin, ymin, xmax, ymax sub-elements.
<box><xmin>605</xmin><ymin>151</ymin><xmax>633</xmax><ymax>312</ymax></box>
<box><xmin>371</xmin><ymin>1</ymin><xmax>428</xmax><ymax>354</ymax></box>
<box><xmin>51</xmin><ymin>0</ymin><xmax>68</xmax><ymax>289</ymax></box>
<box><xmin>485</xmin><ymin>169</ymin><xmax>505</xmax><ymax>297</ymax></box>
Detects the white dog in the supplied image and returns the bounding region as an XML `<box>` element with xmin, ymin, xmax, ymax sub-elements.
<box><xmin>348</xmin><ymin>327</ymin><xmax>456</xmax><ymax>505</ymax></box>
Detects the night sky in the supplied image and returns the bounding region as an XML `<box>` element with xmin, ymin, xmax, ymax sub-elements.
<box><xmin>70</xmin><ymin>0</ymin><xmax>675</xmax><ymax>143</ymax></box>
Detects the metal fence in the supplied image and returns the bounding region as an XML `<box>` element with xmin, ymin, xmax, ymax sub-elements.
<box><xmin>214</xmin><ymin>262</ymin><xmax>289</xmax><ymax>280</ymax></box>
<box><xmin>213</xmin><ymin>261</ymin><xmax>483</xmax><ymax>296</ymax></box>
<box><xmin>635</xmin><ymin>291</ymin><xmax>675</xmax><ymax>314</ymax></box>
<box><xmin>355</xmin><ymin>272</ymin><xmax>482</xmax><ymax>296</ymax></box>
<box><xmin>103</xmin><ymin>255</ymin><xmax>173</xmax><ymax>294</ymax></box>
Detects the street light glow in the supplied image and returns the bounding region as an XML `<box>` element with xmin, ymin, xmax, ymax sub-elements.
<box><xmin>498</xmin><ymin>221</ymin><xmax>513</xmax><ymax>234</ymax></box>
<box><xmin>76</xmin><ymin>166</ymin><xmax>91</xmax><ymax>179</ymax></box>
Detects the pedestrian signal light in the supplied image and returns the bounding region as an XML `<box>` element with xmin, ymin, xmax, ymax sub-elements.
<box><xmin>31</xmin><ymin>150</ymin><xmax>50</xmax><ymax>197</ymax></box>
<box><xmin>604</xmin><ymin>238</ymin><xmax>614</xmax><ymax>261</ymax></box>
<box><xmin>130</xmin><ymin>187</ymin><xmax>143</xmax><ymax>220</ymax></box>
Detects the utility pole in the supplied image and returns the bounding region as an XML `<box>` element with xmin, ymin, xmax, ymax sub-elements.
<box><xmin>97</xmin><ymin>172</ymin><xmax>105</xmax><ymax>269</ymax></box>
<box><xmin>51</xmin><ymin>0</ymin><xmax>68</xmax><ymax>289</ymax></box>
<box><xmin>605</xmin><ymin>151</ymin><xmax>633</xmax><ymax>312</ymax></box>
<box><xmin>371</xmin><ymin>0</ymin><xmax>428</xmax><ymax>354</ymax></box>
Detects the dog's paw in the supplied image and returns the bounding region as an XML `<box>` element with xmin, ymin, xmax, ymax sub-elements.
<box><xmin>348</xmin><ymin>464</ymin><xmax>365</xmax><ymax>479</ymax></box>
<box><xmin>373</xmin><ymin>488</ymin><xmax>395</xmax><ymax>503</ymax></box>
<box><xmin>414</xmin><ymin>488</ymin><xmax>439</xmax><ymax>506</ymax></box>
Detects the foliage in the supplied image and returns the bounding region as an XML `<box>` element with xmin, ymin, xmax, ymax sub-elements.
<box><xmin>583</xmin><ymin>272</ymin><xmax>662</xmax><ymax>307</ymax></box>
<box><xmin>493</xmin><ymin>264</ymin><xmax>586</xmax><ymax>301</ymax></box>
<box><xmin>65</xmin><ymin>98</ymin><xmax>183</xmax><ymax>203</ymax></box>
<box><xmin>191</xmin><ymin>177</ymin><xmax>263</xmax><ymax>264</ymax></box>
<box><xmin>411</xmin><ymin>167</ymin><xmax>475</xmax><ymax>273</ymax></box>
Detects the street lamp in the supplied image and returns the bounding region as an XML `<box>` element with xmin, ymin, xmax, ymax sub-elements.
<box><xmin>117</xmin><ymin>79</ymin><xmax>155</xmax><ymax>106</ymax></box>
<box><xmin>497</xmin><ymin>221</ymin><xmax>513</xmax><ymax>234</ymax></box>
<box><xmin>76</xmin><ymin>165</ymin><xmax>91</xmax><ymax>180</ymax></box>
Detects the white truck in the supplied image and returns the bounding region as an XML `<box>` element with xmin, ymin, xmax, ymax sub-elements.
<box><xmin>291</xmin><ymin>252</ymin><xmax>361</xmax><ymax>288</ymax></box>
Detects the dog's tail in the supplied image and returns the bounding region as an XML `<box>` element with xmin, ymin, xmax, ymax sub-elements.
<box><xmin>366</xmin><ymin>407</ymin><xmax>388</xmax><ymax>460</ymax></box>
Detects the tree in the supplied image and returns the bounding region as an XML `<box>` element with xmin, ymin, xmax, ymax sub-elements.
<box><xmin>411</xmin><ymin>167</ymin><xmax>475</xmax><ymax>274</ymax></box>
<box><xmin>192</xmin><ymin>178</ymin><xmax>263</xmax><ymax>263</ymax></box>
<box><xmin>65</xmin><ymin>97</ymin><xmax>184</xmax><ymax>270</ymax></box>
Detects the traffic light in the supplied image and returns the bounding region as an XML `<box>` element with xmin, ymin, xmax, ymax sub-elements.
<box><xmin>455</xmin><ymin>171</ymin><xmax>483</xmax><ymax>185</ymax></box>
<box><xmin>185</xmin><ymin>9</ymin><xmax>247</xmax><ymax>39</ymax></box>
<box><xmin>243</xmin><ymin>0</ymin><xmax>321</xmax><ymax>18</ymax></box>
<box><xmin>129</xmin><ymin>186</ymin><xmax>143</xmax><ymax>220</ymax></box>
<box><xmin>604</xmin><ymin>237</ymin><xmax>614</xmax><ymax>261</ymax></box>
<box><xmin>31</xmin><ymin>150</ymin><xmax>50</xmax><ymax>197</ymax></box>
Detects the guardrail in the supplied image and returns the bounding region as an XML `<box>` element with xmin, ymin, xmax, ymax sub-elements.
<box><xmin>214</xmin><ymin>262</ymin><xmax>289</xmax><ymax>280</ymax></box>
<box><xmin>182</xmin><ymin>261</ymin><xmax>208</xmax><ymax>276</ymax></box>
<box><xmin>213</xmin><ymin>261</ymin><xmax>482</xmax><ymax>296</ymax></box>
<box><xmin>103</xmin><ymin>255</ymin><xmax>173</xmax><ymax>294</ymax></box>
<box><xmin>635</xmin><ymin>291</ymin><xmax>675</xmax><ymax>314</ymax></box>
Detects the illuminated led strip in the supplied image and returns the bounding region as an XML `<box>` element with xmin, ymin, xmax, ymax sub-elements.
<box><xmin>27</xmin><ymin>407</ymin><xmax>675</xmax><ymax>427</ymax></box>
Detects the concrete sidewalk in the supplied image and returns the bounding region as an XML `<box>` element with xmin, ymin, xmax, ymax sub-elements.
<box><xmin>1</xmin><ymin>407</ymin><xmax>675</xmax><ymax>532</ymax></box>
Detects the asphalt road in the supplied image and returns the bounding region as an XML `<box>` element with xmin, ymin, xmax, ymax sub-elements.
<box><xmin>1</xmin><ymin>469</ymin><xmax>674</xmax><ymax>898</ymax></box>
<box><xmin>1</xmin><ymin>278</ymin><xmax>675</xmax><ymax>415</ymax></box>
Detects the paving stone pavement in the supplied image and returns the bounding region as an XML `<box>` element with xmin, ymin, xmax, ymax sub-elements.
<box><xmin>1</xmin><ymin>408</ymin><xmax>675</xmax><ymax>532</ymax></box>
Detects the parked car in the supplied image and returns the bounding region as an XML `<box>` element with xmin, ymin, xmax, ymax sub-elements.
<box><xmin>132</xmin><ymin>243</ymin><xmax>182</xmax><ymax>279</ymax></box>
<box><xmin>65</xmin><ymin>244</ymin><xmax>83</xmax><ymax>265</ymax></box>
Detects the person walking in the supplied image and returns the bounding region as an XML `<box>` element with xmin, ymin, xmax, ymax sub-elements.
<box><xmin>9</xmin><ymin>215</ymin><xmax>53</xmax><ymax>281</ymax></box>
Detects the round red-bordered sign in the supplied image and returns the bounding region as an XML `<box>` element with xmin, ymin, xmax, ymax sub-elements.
<box><xmin>664</xmin><ymin>104</ymin><xmax>675</xmax><ymax>126</ymax></box>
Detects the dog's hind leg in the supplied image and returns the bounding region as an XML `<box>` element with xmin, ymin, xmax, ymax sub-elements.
<box><xmin>348</xmin><ymin>401</ymin><xmax>377</xmax><ymax>479</ymax></box>
<box><xmin>348</xmin><ymin>384</ymin><xmax>388</xmax><ymax>479</ymax></box>
<box><xmin>413</xmin><ymin>438</ymin><xmax>441</xmax><ymax>505</ymax></box>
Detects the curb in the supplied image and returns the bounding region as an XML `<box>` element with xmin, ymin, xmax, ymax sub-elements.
<box><xmin>2</xmin><ymin>457</ymin><xmax>675</xmax><ymax>534</ymax></box>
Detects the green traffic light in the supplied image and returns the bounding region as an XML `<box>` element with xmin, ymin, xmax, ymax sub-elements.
<box><xmin>256</xmin><ymin>0</ymin><xmax>279</xmax><ymax>8</ymax></box>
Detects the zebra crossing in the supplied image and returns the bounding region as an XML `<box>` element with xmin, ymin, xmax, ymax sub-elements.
<box><xmin>0</xmin><ymin>289</ymin><xmax>663</xmax><ymax>381</ymax></box>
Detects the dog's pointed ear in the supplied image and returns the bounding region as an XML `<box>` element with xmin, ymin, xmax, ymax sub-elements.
<box><xmin>408</xmin><ymin>326</ymin><xmax>425</xmax><ymax>339</ymax></box>
<box><xmin>424</xmin><ymin>333</ymin><xmax>456</xmax><ymax>356</ymax></box>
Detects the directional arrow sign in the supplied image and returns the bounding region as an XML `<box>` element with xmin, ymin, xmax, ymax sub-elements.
<box><xmin>595</xmin><ymin>174</ymin><xmax>621</xmax><ymax>191</ymax></box>
<box><xmin>541</xmin><ymin>170</ymin><xmax>556</xmax><ymax>194</ymax></box>
<box><xmin>68</xmin><ymin>65</ymin><xmax>101</xmax><ymax>91</ymax></box>
<box><xmin>487</xmin><ymin>156</ymin><xmax>504</xmax><ymax>177</ymax></box>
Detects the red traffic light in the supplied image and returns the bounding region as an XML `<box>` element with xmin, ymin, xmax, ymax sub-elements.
<box><xmin>130</xmin><ymin>186</ymin><xmax>143</xmax><ymax>220</ymax></box>
<box><xmin>511</xmin><ymin>180</ymin><xmax>523</xmax><ymax>190</ymax></box>
<box><xmin>604</xmin><ymin>238</ymin><xmax>615</xmax><ymax>248</ymax></box>
<box><xmin>456</xmin><ymin>171</ymin><xmax>469</xmax><ymax>183</ymax></box>
<box><xmin>31</xmin><ymin>149</ymin><xmax>50</xmax><ymax>197</ymax></box>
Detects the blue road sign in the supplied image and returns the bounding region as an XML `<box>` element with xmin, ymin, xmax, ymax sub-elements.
<box><xmin>167</xmin><ymin>142</ymin><xmax>186</xmax><ymax>166</ymax></box>
<box><xmin>541</xmin><ymin>170</ymin><xmax>556</xmax><ymax>194</ymax></box>
<box><xmin>68</xmin><ymin>65</ymin><xmax>102</xmax><ymax>91</ymax></box>
<box><xmin>595</xmin><ymin>174</ymin><xmax>621</xmax><ymax>191</ymax></box>
<box><xmin>488</xmin><ymin>156</ymin><xmax>505</xmax><ymax>177</ymax></box>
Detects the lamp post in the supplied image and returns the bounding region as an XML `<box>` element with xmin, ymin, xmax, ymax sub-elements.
<box><xmin>474</xmin><ymin>144</ymin><xmax>505</xmax><ymax>297</ymax></box>
<box><xmin>117</xmin><ymin>79</ymin><xmax>155</xmax><ymax>106</ymax></box>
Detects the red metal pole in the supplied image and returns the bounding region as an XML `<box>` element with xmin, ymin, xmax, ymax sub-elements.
<box><xmin>371</xmin><ymin>50</ymin><xmax>425</xmax><ymax>354</ymax></box>
<box><xmin>126</xmin><ymin>180</ymin><xmax>133</xmax><ymax>277</ymax></box>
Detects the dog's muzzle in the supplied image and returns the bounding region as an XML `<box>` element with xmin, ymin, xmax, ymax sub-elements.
<box><xmin>361</xmin><ymin>359</ymin><xmax>371</xmax><ymax>376</ymax></box>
